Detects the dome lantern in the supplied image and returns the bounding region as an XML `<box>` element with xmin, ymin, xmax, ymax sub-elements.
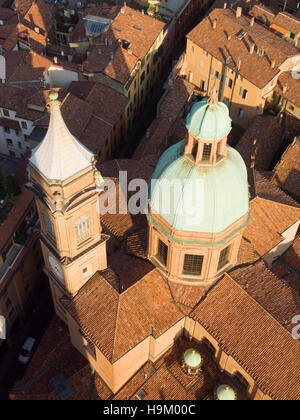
<box><xmin>215</xmin><ymin>384</ymin><xmax>237</xmax><ymax>401</ymax></box>
<box><xmin>181</xmin><ymin>348</ymin><xmax>202</xmax><ymax>375</ymax></box>
<box><xmin>184</xmin><ymin>88</ymin><xmax>232</xmax><ymax>167</ymax></box>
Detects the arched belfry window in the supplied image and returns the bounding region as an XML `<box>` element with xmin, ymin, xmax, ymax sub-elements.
<box><xmin>43</xmin><ymin>213</ymin><xmax>56</xmax><ymax>245</ymax></box>
<box><xmin>75</xmin><ymin>215</ymin><xmax>91</xmax><ymax>243</ymax></box>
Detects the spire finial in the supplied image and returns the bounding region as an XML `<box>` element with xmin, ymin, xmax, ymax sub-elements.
<box><xmin>47</xmin><ymin>90</ymin><xmax>60</xmax><ymax>107</ymax></box>
<box><xmin>207</xmin><ymin>84</ymin><xmax>218</xmax><ymax>105</ymax></box>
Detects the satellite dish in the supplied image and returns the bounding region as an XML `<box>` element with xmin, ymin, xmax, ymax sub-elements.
<box><xmin>0</xmin><ymin>55</ymin><xmax>5</xmax><ymax>81</ymax></box>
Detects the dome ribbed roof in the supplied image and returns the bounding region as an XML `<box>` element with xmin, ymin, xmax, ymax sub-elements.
<box><xmin>29</xmin><ymin>94</ymin><xmax>94</xmax><ymax>181</ymax></box>
<box><xmin>149</xmin><ymin>140</ymin><xmax>249</xmax><ymax>234</ymax></box>
<box><xmin>183</xmin><ymin>349</ymin><xmax>202</xmax><ymax>367</ymax></box>
<box><xmin>186</xmin><ymin>98</ymin><xmax>232</xmax><ymax>140</ymax></box>
<box><xmin>216</xmin><ymin>385</ymin><xmax>236</xmax><ymax>401</ymax></box>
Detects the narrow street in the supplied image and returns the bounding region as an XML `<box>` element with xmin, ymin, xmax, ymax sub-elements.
<box><xmin>0</xmin><ymin>280</ymin><xmax>54</xmax><ymax>400</ymax></box>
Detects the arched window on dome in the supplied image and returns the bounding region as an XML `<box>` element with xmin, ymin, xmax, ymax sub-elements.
<box><xmin>156</xmin><ymin>239</ymin><xmax>168</xmax><ymax>267</ymax></box>
<box><xmin>183</xmin><ymin>254</ymin><xmax>204</xmax><ymax>276</ymax></box>
<box><xmin>217</xmin><ymin>245</ymin><xmax>231</xmax><ymax>271</ymax></box>
<box><xmin>202</xmin><ymin>143</ymin><xmax>212</xmax><ymax>161</ymax></box>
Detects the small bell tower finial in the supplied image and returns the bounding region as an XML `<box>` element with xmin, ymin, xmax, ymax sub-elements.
<box><xmin>207</xmin><ymin>84</ymin><xmax>218</xmax><ymax>105</ymax></box>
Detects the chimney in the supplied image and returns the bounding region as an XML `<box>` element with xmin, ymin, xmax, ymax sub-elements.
<box><xmin>250</xmin><ymin>17</ymin><xmax>255</xmax><ymax>26</ymax></box>
<box><xmin>249</xmin><ymin>43</ymin><xmax>255</xmax><ymax>54</ymax></box>
<box><xmin>53</xmin><ymin>56</ymin><xmax>58</xmax><ymax>64</ymax></box>
<box><xmin>236</xmin><ymin>7</ymin><xmax>242</xmax><ymax>18</ymax></box>
<box><xmin>283</xmin><ymin>85</ymin><xmax>287</xmax><ymax>93</ymax></box>
<box><xmin>271</xmin><ymin>60</ymin><xmax>275</xmax><ymax>69</ymax></box>
<box><xmin>212</xmin><ymin>19</ymin><xmax>217</xmax><ymax>29</ymax></box>
<box><xmin>224</xmin><ymin>2</ymin><xmax>227</xmax><ymax>8</ymax></box>
<box><xmin>237</xmin><ymin>58</ymin><xmax>241</xmax><ymax>71</ymax></box>
<box><xmin>227</xmin><ymin>34</ymin><xmax>231</xmax><ymax>41</ymax></box>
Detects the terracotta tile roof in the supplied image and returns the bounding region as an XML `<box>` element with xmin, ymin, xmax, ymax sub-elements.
<box><xmin>229</xmin><ymin>259</ymin><xmax>300</xmax><ymax>333</ymax></box>
<box><xmin>100</xmin><ymin>178</ymin><xmax>148</xmax><ymax>241</ymax></box>
<box><xmin>22</xmin><ymin>0</ymin><xmax>54</xmax><ymax>33</ymax></box>
<box><xmin>279</xmin><ymin>233</ymin><xmax>300</xmax><ymax>275</ymax></box>
<box><xmin>253</xmin><ymin>170</ymin><xmax>299</xmax><ymax>207</ymax></box>
<box><xmin>62</xmin><ymin>268</ymin><xmax>184</xmax><ymax>362</ymax></box>
<box><xmin>275</xmin><ymin>72</ymin><xmax>300</xmax><ymax>108</ymax></box>
<box><xmin>0</xmin><ymin>116</ymin><xmax>20</xmax><ymax>130</ymax></box>
<box><xmin>7</xmin><ymin>50</ymin><xmax>52</xmax><ymax>82</ymax></box>
<box><xmin>249</xmin><ymin>4</ymin><xmax>276</xmax><ymax>25</ymax></box>
<box><xmin>75</xmin><ymin>5</ymin><xmax>165</xmax><ymax>82</ymax></box>
<box><xmin>272</xmin><ymin>12</ymin><xmax>300</xmax><ymax>35</ymax></box>
<box><xmin>0</xmin><ymin>186</ymin><xmax>34</xmax><ymax>252</ymax></box>
<box><xmin>271</xmin><ymin>259</ymin><xmax>300</xmax><ymax>295</ymax></box>
<box><xmin>243</xmin><ymin>196</ymin><xmax>300</xmax><ymax>256</ymax></box>
<box><xmin>187</xmin><ymin>8</ymin><xmax>299</xmax><ymax>88</ymax></box>
<box><xmin>84</xmin><ymin>81</ymin><xmax>128</xmax><ymax>126</ymax></box>
<box><xmin>114</xmin><ymin>338</ymin><xmax>248</xmax><ymax>400</ymax></box>
<box><xmin>157</xmin><ymin>77</ymin><xmax>194</xmax><ymax>121</ymax></box>
<box><xmin>169</xmin><ymin>283</ymin><xmax>206</xmax><ymax>311</ymax></box>
<box><xmin>124</xmin><ymin>228</ymin><xmax>148</xmax><ymax>260</ymax></box>
<box><xmin>133</xmin><ymin>117</ymin><xmax>172</xmax><ymax>161</ymax></box>
<box><xmin>236</xmin><ymin>236</ymin><xmax>260</xmax><ymax>265</ymax></box>
<box><xmin>236</xmin><ymin>115</ymin><xmax>283</xmax><ymax>171</ymax></box>
<box><xmin>107</xmin><ymin>247</ymin><xmax>154</xmax><ymax>291</ymax></box>
<box><xmin>191</xmin><ymin>274</ymin><xmax>300</xmax><ymax>400</ymax></box>
<box><xmin>0</xmin><ymin>7</ymin><xmax>18</xmax><ymax>23</ymax></box>
<box><xmin>35</xmin><ymin>86</ymin><xmax>127</xmax><ymax>155</ymax></box>
<box><xmin>272</xmin><ymin>137</ymin><xmax>300</xmax><ymax>201</ymax></box>
<box><xmin>103</xmin><ymin>44</ymin><xmax>139</xmax><ymax>85</ymax></box>
<box><xmin>2</xmin><ymin>22</ymin><xmax>47</xmax><ymax>53</ymax></box>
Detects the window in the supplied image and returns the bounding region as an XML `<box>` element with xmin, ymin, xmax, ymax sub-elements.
<box><xmin>224</xmin><ymin>98</ymin><xmax>229</xmax><ymax>106</ymax></box>
<box><xmin>289</xmin><ymin>104</ymin><xmax>295</xmax><ymax>111</ymax></box>
<box><xmin>156</xmin><ymin>239</ymin><xmax>168</xmax><ymax>266</ymax></box>
<box><xmin>202</xmin><ymin>143</ymin><xmax>212</xmax><ymax>160</ymax></box>
<box><xmin>227</xmin><ymin>78</ymin><xmax>233</xmax><ymax>88</ymax></box>
<box><xmin>6</xmin><ymin>138</ymin><xmax>12</xmax><ymax>146</ymax></box>
<box><xmin>140</xmin><ymin>71</ymin><xmax>145</xmax><ymax>83</ymax></box>
<box><xmin>215</xmin><ymin>71</ymin><xmax>220</xmax><ymax>79</ymax></box>
<box><xmin>218</xmin><ymin>245</ymin><xmax>230</xmax><ymax>270</ymax></box>
<box><xmin>191</xmin><ymin>45</ymin><xmax>194</xmax><ymax>53</ymax></box>
<box><xmin>43</xmin><ymin>213</ymin><xmax>55</xmax><ymax>242</ymax></box>
<box><xmin>21</xmin><ymin>121</ymin><xmax>27</xmax><ymax>129</ymax></box>
<box><xmin>200</xmin><ymin>80</ymin><xmax>206</xmax><ymax>91</ymax></box>
<box><xmin>183</xmin><ymin>254</ymin><xmax>204</xmax><ymax>275</ymax></box>
<box><xmin>75</xmin><ymin>215</ymin><xmax>91</xmax><ymax>243</ymax></box>
<box><xmin>3</xmin><ymin>108</ymin><xmax>9</xmax><ymax>117</ymax></box>
<box><xmin>210</xmin><ymin>67</ymin><xmax>214</xmax><ymax>75</ymax></box>
<box><xmin>18</xmin><ymin>141</ymin><xmax>22</xmax><ymax>149</ymax></box>
<box><xmin>147</xmin><ymin>63</ymin><xmax>150</xmax><ymax>74</ymax></box>
<box><xmin>82</xmin><ymin>267</ymin><xmax>88</xmax><ymax>274</ymax></box>
<box><xmin>239</xmin><ymin>108</ymin><xmax>244</xmax><ymax>118</ymax></box>
<box><xmin>239</xmin><ymin>87</ymin><xmax>248</xmax><ymax>100</ymax></box>
<box><xmin>204</xmin><ymin>50</ymin><xmax>209</xmax><ymax>57</ymax></box>
<box><xmin>191</xmin><ymin>139</ymin><xmax>198</xmax><ymax>160</ymax></box>
<box><xmin>141</xmin><ymin>58</ymin><xmax>145</xmax><ymax>68</ymax></box>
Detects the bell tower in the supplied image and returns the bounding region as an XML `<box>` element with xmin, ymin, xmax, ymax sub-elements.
<box><xmin>27</xmin><ymin>91</ymin><xmax>108</xmax><ymax>321</ymax></box>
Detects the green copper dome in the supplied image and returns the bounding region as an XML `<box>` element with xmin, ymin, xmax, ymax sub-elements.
<box><xmin>216</xmin><ymin>385</ymin><xmax>236</xmax><ymax>401</ymax></box>
<box><xmin>183</xmin><ymin>349</ymin><xmax>202</xmax><ymax>367</ymax></box>
<box><xmin>148</xmin><ymin>140</ymin><xmax>249</xmax><ymax>235</ymax></box>
<box><xmin>186</xmin><ymin>98</ymin><xmax>232</xmax><ymax>140</ymax></box>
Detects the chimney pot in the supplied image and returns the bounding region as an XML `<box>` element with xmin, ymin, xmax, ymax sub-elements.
<box><xmin>271</xmin><ymin>60</ymin><xmax>275</xmax><ymax>69</ymax></box>
<box><xmin>250</xmin><ymin>16</ymin><xmax>255</xmax><ymax>26</ymax></box>
<box><xmin>212</xmin><ymin>19</ymin><xmax>217</xmax><ymax>29</ymax></box>
<box><xmin>236</xmin><ymin>6</ymin><xmax>242</xmax><ymax>18</ymax></box>
<box><xmin>224</xmin><ymin>2</ymin><xmax>227</xmax><ymax>8</ymax></box>
<box><xmin>249</xmin><ymin>43</ymin><xmax>255</xmax><ymax>54</ymax></box>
